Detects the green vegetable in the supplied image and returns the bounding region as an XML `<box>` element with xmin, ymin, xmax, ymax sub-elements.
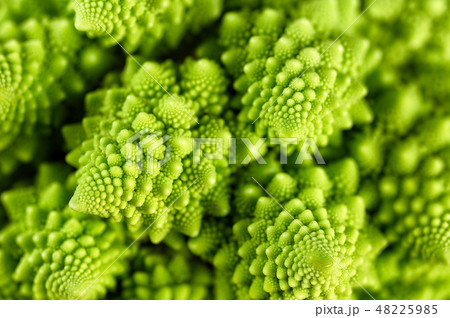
<box><xmin>374</xmin><ymin>117</ymin><xmax>450</xmax><ymax>263</ymax></box>
<box><xmin>218</xmin><ymin>8</ymin><xmax>374</xmax><ymax>147</ymax></box>
<box><xmin>374</xmin><ymin>252</ymin><xmax>450</xmax><ymax>300</ymax></box>
<box><xmin>1</xmin><ymin>0</ymin><xmax>450</xmax><ymax>301</ymax></box>
<box><xmin>2</xmin><ymin>0</ymin><xmax>70</xmax><ymax>21</ymax></box>
<box><xmin>0</xmin><ymin>164</ymin><xmax>127</xmax><ymax>299</ymax></box>
<box><xmin>73</xmin><ymin>0</ymin><xmax>223</xmax><ymax>56</ymax></box>
<box><xmin>112</xmin><ymin>246</ymin><xmax>213</xmax><ymax>300</ymax></box>
<box><xmin>0</xmin><ymin>16</ymin><xmax>115</xmax><ymax>177</ymax></box>
<box><xmin>209</xmin><ymin>158</ymin><xmax>385</xmax><ymax>299</ymax></box>
<box><xmin>66</xmin><ymin>57</ymin><xmax>231</xmax><ymax>243</ymax></box>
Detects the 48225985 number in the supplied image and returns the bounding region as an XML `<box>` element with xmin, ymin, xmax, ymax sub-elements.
<box><xmin>376</xmin><ymin>305</ymin><xmax>438</xmax><ymax>315</ymax></box>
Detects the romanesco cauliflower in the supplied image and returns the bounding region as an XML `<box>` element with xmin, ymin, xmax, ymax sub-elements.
<box><xmin>218</xmin><ymin>8</ymin><xmax>374</xmax><ymax>147</ymax></box>
<box><xmin>0</xmin><ymin>164</ymin><xmax>128</xmax><ymax>299</ymax></box>
<box><xmin>1</xmin><ymin>0</ymin><xmax>450</xmax><ymax>302</ymax></box>
<box><xmin>66</xmin><ymin>57</ymin><xmax>231</xmax><ymax>243</ymax></box>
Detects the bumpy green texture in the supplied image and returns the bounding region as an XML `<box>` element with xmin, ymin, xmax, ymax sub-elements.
<box><xmin>360</xmin><ymin>0</ymin><xmax>450</xmax><ymax>102</ymax></box>
<box><xmin>225</xmin><ymin>0</ymin><xmax>361</xmax><ymax>34</ymax></box>
<box><xmin>113</xmin><ymin>246</ymin><xmax>212</xmax><ymax>299</ymax></box>
<box><xmin>66</xmin><ymin>57</ymin><xmax>231</xmax><ymax>243</ymax></box>
<box><xmin>210</xmin><ymin>158</ymin><xmax>385</xmax><ymax>299</ymax></box>
<box><xmin>330</xmin><ymin>79</ymin><xmax>450</xmax><ymax>299</ymax></box>
<box><xmin>361</xmin><ymin>0</ymin><xmax>449</xmax><ymax>67</ymax></box>
<box><xmin>0</xmin><ymin>16</ymin><xmax>115</xmax><ymax>177</ymax></box>
<box><xmin>73</xmin><ymin>0</ymin><xmax>223</xmax><ymax>56</ymax></box>
<box><xmin>2</xmin><ymin>0</ymin><xmax>450</xmax><ymax>301</ymax></box>
<box><xmin>218</xmin><ymin>8</ymin><xmax>375</xmax><ymax>146</ymax></box>
<box><xmin>2</xmin><ymin>0</ymin><xmax>70</xmax><ymax>21</ymax></box>
<box><xmin>369</xmin><ymin>117</ymin><xmax>450</xmax><ymax>263</ymax></box>
<box><xmin>374</xmin><ymin>252</ymin><xmax>450</xmax><ymax>300</ymax></box>
<box><xmin>324</xmin><ymin>86</ymin><xmax>428</xmax><ymax>178</ymax></box>
<box><xmin>0</xmin><ymin>164</ymin><xmax>127</xmax><ymax>299</ymax></box>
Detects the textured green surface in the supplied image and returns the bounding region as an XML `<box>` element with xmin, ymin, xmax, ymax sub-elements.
<box><xmin>0</xmin><ymin>164</ymin><xmax>127</xmax><ymax>299</ymax></box>
<box><xmin>65</xmin><ymin>58</ymin><xmax>231</xmax><ymax>243</ymax></box>
<box><xmin>217</xmin><ymin>8</ymin><xmax>374</xmax><ymax>146</ymax></box>
<box><xmin>209</xmin><ymin>158</ymin><xmax>385</xmax><ymax>299</ymax></box>
<box><xmin>1</xmin><ymin>0</ymin><xmax>450</xmax><ymax>300</ymax></box>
